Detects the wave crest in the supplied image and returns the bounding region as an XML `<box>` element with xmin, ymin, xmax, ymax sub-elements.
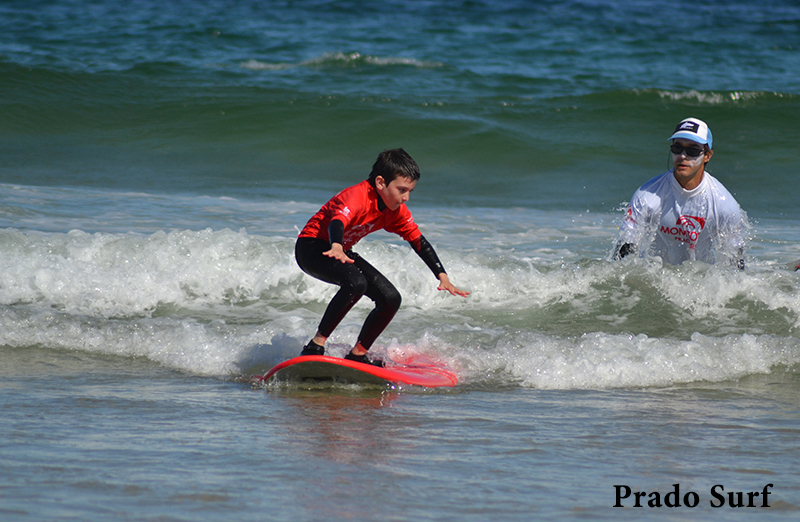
<box><xmin>241</xmin><ymin>52</ymin><xmax>442</xmax><ymax>71</ymax></box>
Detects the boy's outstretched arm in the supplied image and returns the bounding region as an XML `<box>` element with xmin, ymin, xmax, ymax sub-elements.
<box><xmin>409</xmin><ymin>235</ymin><xmax>470</xmax><ymax>297</ymax></box>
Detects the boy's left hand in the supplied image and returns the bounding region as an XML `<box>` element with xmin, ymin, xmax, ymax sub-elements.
<box><xmin>437</xmin><ymin>273</ymin><xmax>470</xmax><ymax>297</ymax></box>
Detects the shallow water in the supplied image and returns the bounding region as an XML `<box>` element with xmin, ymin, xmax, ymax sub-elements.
<box><xmin>2</xmin><ymin>346</ymin><xmax>798</xmax><ymax>521</ymax></box>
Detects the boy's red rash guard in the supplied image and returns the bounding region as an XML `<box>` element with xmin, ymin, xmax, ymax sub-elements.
<box><xmin>299</xmin><ymin>179</ymin><xmax>446</xmax><ymax>276</ymax></box>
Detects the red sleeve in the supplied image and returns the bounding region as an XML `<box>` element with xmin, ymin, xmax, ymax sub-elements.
<box><xmin>325</xmin><ymin>188</ymin><xmax>359</xmax><ymax>230</ymax></box>
<box><xmin>298</xmin><ymin>182</ymin><xmax>366</xmax><ymax>241</ymax></box>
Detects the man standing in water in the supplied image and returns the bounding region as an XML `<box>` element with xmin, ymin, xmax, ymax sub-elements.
<box><xmin>614</xmin><ymin>117</ymin><xmax>746</xmax><ymax>268</ymax></box>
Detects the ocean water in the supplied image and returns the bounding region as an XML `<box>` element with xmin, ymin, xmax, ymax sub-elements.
<box><xmin>2</xmin><ymin>0</ymin><xmax>800</xmax><ymax>520</ymax></box>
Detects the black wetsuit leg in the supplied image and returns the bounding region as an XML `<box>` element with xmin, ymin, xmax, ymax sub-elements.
<box><xmin>295</xmin><ymin>237</ymin><xmax>401</xmax><ymax>350</ymax></box>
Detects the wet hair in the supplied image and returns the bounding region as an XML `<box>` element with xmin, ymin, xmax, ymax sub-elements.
<box><xmin>368</xmin><ymin>148</ymin><xmax>420</xmax><ymax>186</ymax></box>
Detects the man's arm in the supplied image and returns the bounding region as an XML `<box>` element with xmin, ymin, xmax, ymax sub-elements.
<box><xmin>614</xmin><ymin>242</ymin><xmax>636</xmax><ymax>260</ymax></box>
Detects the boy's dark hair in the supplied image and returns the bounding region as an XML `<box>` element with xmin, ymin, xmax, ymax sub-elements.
<box><xmin>368</xmin><ymin>148</ymin><xmax>420</xmax><ymax>186</ymax></box>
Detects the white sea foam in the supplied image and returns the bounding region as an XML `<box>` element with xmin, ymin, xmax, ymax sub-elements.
<box><xmin>655</xmin><ymin>89</ymin><xmax>767</xmax><ymax>104</ymax></box>
<box><xmin>452</xmin><ymin>330</ymin><xmax>800</xmax><ymax>390</ymax></box>
<box><xmin>0</xmin><ymin>228</ymin><xmax>300</xmax><ymax>317</ymax></box>
<box><xmin>1</xmin><ymin>223</ymin><xmax>798</xmax><ymax>388</ymax></box>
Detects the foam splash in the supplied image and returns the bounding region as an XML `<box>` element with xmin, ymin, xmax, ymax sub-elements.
<box><xmin>4</xmin><ymin>299</ymin><xmax>796</xmax><ymax>389</ymax></box>
<box><xmin>452</xmin><ymin>330</ymin><xmax>800</xmax><ymax>390</ymax></box>
<box><xmin>0</xmin><ymin>227</ymin><xmax>300</xmax><ymax>317</ymax></box>
<box><xmin>1</xmin><ymin>226</ymin><xmax>798</xmax><ymax>388</ymax></box>
<box><xmin>2</xmin><ymin>225</ymin><xmax>798</xmax><ymax>326</ymax></box>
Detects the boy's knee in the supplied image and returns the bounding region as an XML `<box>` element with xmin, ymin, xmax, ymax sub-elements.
<box><xmin>347</xmin><ymin>275</ymin><xmax>369</xmax><ymax>297</ymax></box>
<box><xmin>384</xmin><ymin>287</ymin><xmax>402</xmax><ymax>312</ymax></box>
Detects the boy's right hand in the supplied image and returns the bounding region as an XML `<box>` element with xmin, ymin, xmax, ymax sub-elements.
<box><xmin>323</xmin><ymin>243</ymin><xmax>354</xmax><ymax>264</ymax></box>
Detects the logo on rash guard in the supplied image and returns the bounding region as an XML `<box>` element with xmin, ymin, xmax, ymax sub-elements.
<box><xmin>343</xmin><ymin>223</ymin><xmax>377</xmax><ymax>247</ymax></box>
<box><xmin>662</xmin><ymin>215</ymin><xmax>705</xmax><ymax>248</ymax></box>
<box><xmin>623</xmin><ymin>207</ymin><xmax>637</xmax><ymax>225</ymax></box>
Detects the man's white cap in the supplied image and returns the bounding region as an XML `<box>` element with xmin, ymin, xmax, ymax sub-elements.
<box><xmin>668</xmin><ymin>117</ymin><xmax>713</xmax><ymax>149</ymax></box>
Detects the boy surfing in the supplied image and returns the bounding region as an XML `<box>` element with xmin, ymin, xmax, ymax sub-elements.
<box><xmin>295</xmin><ymin>149</ymin><xmax>469</xmax><ymax>366</ymax></box>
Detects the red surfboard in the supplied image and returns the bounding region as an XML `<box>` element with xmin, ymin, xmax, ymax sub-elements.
<box><xmin>252</xmin><ymin>354</ymin><xmax>458</xmax><ymax>388</ymax></box>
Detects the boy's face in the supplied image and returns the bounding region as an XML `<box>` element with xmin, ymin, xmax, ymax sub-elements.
<box><xmin>375</xmin><ymin>175</ymin><xmax>416</xmax><ymax>211</ymax></box>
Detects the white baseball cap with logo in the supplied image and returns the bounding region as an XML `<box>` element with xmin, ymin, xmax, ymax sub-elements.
<box><xmin>668</xmin><ymin>117</ymin><xmax>713</xmax><ymax>149</ymax></box>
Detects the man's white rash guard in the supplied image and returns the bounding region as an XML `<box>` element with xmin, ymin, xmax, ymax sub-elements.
<box><xmin>616</xmin><ymin>170</ymin><xmax>745</xmax><ymax>266</ymax></box>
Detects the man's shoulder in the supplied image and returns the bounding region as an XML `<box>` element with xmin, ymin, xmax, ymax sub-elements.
<box><xmin>637</xmin><ymin>171</ymin><xmax>672</xmax><ymax>191</ymax></box>
<box><xmin>631</xmin><ymin>171</ymin><xmax>671</xmax><ymax>205</ymax></box>
<box><xmin>703</xmin><ymin>172</ymin><xmax>736</xmax><ymax>195</ymax></box>
<box><xmin>703</xmin><ymin>173</ymin><xmax>743</xmax><ymax>215</ymax></box>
